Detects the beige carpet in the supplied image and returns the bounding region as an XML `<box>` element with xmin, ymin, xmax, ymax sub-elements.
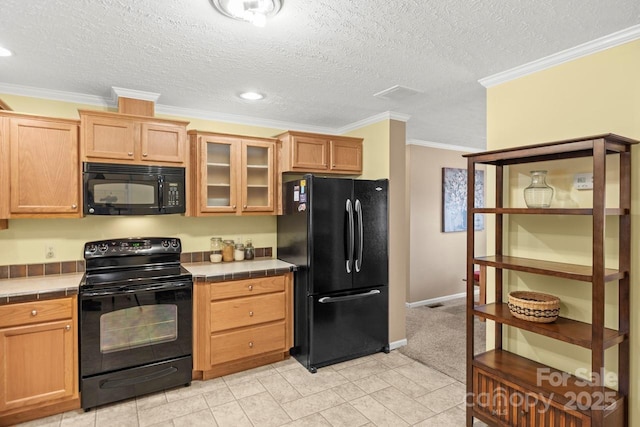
<box><xmin>399</xmin><ymin>298</ymin><xmax>486</xmax><ymax>383</ymax></box>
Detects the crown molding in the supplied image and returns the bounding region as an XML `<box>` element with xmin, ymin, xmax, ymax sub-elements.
<box><xmin>407</xmin><ymin>138</ymin><xmax>484</xmax><ymax>153</ymax></box>
<box><xmin>111</xmin><ymin>86</ymin><xmax>161</xmax><ymax>104</ymax></box>
<box><xmin>0</xmin><ymin>82</ymin><xmax>111</xmax><ymax>107</ymax></box>
<box><xmin>154</xmin><ymin>103</ymin><xmax>336</xmax><ymax>134</ymax></box>
<box><xmin>336</xmin><ymin>111</ymin><xmax>411</xmax><ymax>134</ymax></box>
<box><xmin>479</xmin><ymin>24</ymin><xmax>640</xmax><ymax>88</ymax></box>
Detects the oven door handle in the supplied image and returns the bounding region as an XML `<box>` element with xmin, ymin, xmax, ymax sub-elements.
<box><xmin>81</xmin><ymin>281</ymin><xmax>191</xmax><ymax>297</ymax></box>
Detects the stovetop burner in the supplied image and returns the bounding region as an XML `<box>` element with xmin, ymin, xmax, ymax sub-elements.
<box><xmin>82</xmin><ymin>237</ymin><xmax>190</xmax><ymax>290</ymax></box>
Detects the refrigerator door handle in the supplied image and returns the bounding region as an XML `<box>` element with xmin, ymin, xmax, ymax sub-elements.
<box><xmin>354</xmin><ymin>199</ymin><xmax>363</xmax><ymax>272</ymax></box>
<box><xmin>318</xmin><ymin>289</ymin><xmax>381</xmax><ymax>304</ymax></box>
<box><xmin>346</xmin><ymin>199</ymin><xmax>354</xmax><ymax>273</ymax></box>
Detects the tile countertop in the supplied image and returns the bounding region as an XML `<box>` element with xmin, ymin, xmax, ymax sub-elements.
<box><xmin>0</xmin><ymin>259</ymin><xmax>297</xmax><ymax>303</ymax></box>
<box><xmin>183</xmin><ymin>258</ymin><xmax>297</xmax><ymax>282</ymax></box>
<box><xmin>0</xmin><ymin>272</ymin><xmax>85</xmax><ymax>304</ymax></box>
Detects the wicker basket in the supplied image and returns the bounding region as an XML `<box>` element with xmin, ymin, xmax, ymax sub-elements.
<box><xmin>507</xmin><ymin>291</ymin><xmax>560</xmax><ymax>323</ymax></box>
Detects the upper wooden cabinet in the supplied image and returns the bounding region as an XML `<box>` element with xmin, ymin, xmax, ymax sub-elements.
<box><xmin>189</xmin><ymin>131</ymin><xmax>276</xmax><ymax>216</ymax></box>
<box><xmin>276</xmin><ymin>131</ymin><xmax>363</xmax><ymax>174</ymax></box>
<box><xmin>0</xmin><ymin>112</ymin><xmax>81</xmax><ymax>219</ymax></box>
<box><xmin>79</xmin><ymin>110</ymin><xmax>189</xmax><ymax>166</ymax></box>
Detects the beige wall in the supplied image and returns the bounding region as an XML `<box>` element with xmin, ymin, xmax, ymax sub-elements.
<box><xmin>0</xmin><ymin>93</ymin><xmax>407</xmax><ymax>346</ymax></box>
<box><xmin>407</xmin><ymin>144</ymin><xmax>486</xmax><ymax>303</ymax></box>
<box><xmin>486</xmin><ymin>39</ymin><xmax>640</xmax><ymax>423</ymax></box>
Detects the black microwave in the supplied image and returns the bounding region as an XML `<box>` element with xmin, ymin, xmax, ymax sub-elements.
<box><xmin>83</xmin><ymin>162</ymin><xmax>186</xmax><ymax>215</ymax></box>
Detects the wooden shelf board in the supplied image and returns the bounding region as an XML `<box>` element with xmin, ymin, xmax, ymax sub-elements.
<box><xmin>246</xmin><ymin>185</ymin><xmax>268</xmax><ymax>188</ymax></box>
<box><xmin>473</xmin><ymin>255</ymin><xmax>623</xmax><ymax>282</ymax></box>
<box><xmin>463</xmin><ymin>134</ymin><xmax>637</xmax><ymax>166</ymax></box>
<box><xmin>473</xmin><ymin>350</ymin><xmax>622</xmax><ymax>412</ymax></box>
<box><xmin>207</xmin><ymin>163</ymin><xmax>230</xmax><ymax>167</ymax></box>
<box><xmin>472</xmin><ymin>207</ymin><xmax>627</xmax><ymax>215</ymax></box>
<box><xmin>246</xmin><ymin>164</ymin><xmax>269</xmax><ymax>169</ymax></box>
<box><xmin>207</xmin><ymin>183</ymin><xmax>231</xmax><ymax>187</ymax></box>
<box><xmin>473</xmin><ymin>303</ymin><xmax>625</xmax><ymax>349</ymax></box>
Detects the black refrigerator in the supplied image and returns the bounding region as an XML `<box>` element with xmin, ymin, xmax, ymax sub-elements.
<box><xmin>277</xmin><ymin>175</ymin><xmax>389</xmax><ymax>373</ymax></box>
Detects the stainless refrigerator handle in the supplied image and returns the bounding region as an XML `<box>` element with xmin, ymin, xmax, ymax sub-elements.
<box><xmin>354</xmin><ymin>199</ymin><xmax>363</xmax><ymax>272</ymax></box>
<box><xmin>318</xmin><ymin>289</ymin><xmax>381</xmax><ymax>303</ymax></box>
<box><xmin>346</xmin><ymin>199</ymin><xmax>354</xmax><ymax>273</ymax></box>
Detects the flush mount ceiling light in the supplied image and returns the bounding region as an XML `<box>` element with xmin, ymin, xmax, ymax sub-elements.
<box><xmin>239</xmin><ymin>91</ymin><xmax>265</xmax><ymax>100</ymax></box>
<box><xmin>211</xmin><ymin>0</ymin><xmax>282</xmax><ymax>27</ymax></box>
<box><xmin>0</xmin><ymin>46</ymin><xmax>13</xmax><ymax>57</ymax></box>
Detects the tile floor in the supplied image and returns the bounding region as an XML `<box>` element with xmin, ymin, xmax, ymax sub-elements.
<box><xmin>18</xmin><ymin>351</ymin><xmax>487</xmax><ymax>427</ymax></box>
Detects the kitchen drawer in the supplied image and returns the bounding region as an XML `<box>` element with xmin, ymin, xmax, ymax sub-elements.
<box><xmin>211</xmin><ymin>292</ymin><xmax>285</xmax><ymax>332</ymax></box>
<box><xmin>210</xmin><ymin>275</ymin><xmax>285</xmax><ymax>301</ymax></box>
<box><xmin>0</xmin><ymin>297</ymin><xmax>73</xmax><ymax>329</ymax></box>
<box><xmin>210</xmin><ymin>321</ymin><xmax>285</xmax><ymax>366</ymax></box>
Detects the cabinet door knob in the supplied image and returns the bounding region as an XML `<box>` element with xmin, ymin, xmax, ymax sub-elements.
<box><xmin>65</xmin><ymin>325</ymin><xmax>71</xmax><ymax>331</ymax></box>
<box><xmin>243</xmin><ymin>205</ymin><xmax>247</xmax><ymax>209</ymax></box>
<box><xmin>72</xmin><ymin>204</ymin><xmax>77</xmax><ymax>209</ymax></box>
<box><xmin>232</xmin><ymin>205</ymin><xmax>237</xmax><ymax>209</ymax></box>
<box><xmin>248</xmin><ymin>285</ymin><xmax>253</xmax><ymax>291</ymax></box>
<box><xmin>128</xmin><ymin>152</ymin><xmax>133</xmax><ymax>156</ymax></box>
<box><xmin>249</xmin><ymin>311</ymin><xmax>254</xmax><ymax>317</ymax></box>
<box><xmin>142</xmin><ymin>153</ymin><xmax>148</xmax><ymax>157</ymax></box>
<box><xmin>31</xmin><ymin>310</ymin><xmax>37</xmax><ymax>316</ymax></box>
<box><xmin>248</xmin><ymin>341</ymin><xmax>254</xmax><ymax>348</ymax></box>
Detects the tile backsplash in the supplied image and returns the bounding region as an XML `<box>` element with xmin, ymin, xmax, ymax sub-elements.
<box><xmin>0</xmin><ymin>247</ymin><xmax>273</xmax><ymax>280</ymax></box>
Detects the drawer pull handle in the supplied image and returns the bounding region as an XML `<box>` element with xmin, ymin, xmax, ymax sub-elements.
<box><xmin>128</xmin><ymin>152</ymin><xmax>133</xmax><ymax>156</ymax></box>
<box><xmin>249</xmin><ymin>311</ymin><xmax>254</xmax><ymax>317</ymax></box>
<box><xmin>248</xmin><ymin>285</ymin><xmax>253</xmax><ymax>291</ymax></box>
<box><xmin>65</xmin><ymin>325</ymin><xmax>71</xmax><ymax>331</ymax></box>
<box><xmin>248</xmin><ymin>341</ymin><xmax>254</xmax><ymax>348</ymax></box>
<box><xmin>142</xmin><ymin>153</ymin><xmax>148</xmax><ymax>157</ymax></box>
<box><xmin>31</xmin><ymin>310</ymin><xmax>37</xmax><ymax>316</ymax></box>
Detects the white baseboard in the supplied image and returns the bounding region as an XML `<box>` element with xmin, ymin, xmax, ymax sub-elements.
<box><xmin>405</xmin><ymin>290</ymin><xmax>479</xmax><ymax>309</ymax></box>
<box><xmin>389</xmin><ymin>339</ymin><xmax>407</xmax><ymax>350</ymax></box>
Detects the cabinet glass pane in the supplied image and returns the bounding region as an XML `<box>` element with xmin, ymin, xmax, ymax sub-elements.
<box><xmin>206</xmin><ymin>143</ymin><xmax>231</xmax><ymax>207</ymax></box>
<box><xmin>245</xmin><ymin>146</ymin><xmax>269</xmax><ymax>207</ymax></box>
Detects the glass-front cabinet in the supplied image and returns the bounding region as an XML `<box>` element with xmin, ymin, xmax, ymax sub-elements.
<box><xmin>189</xmin><ymin>131</ymin><xmax>275</xmax><ymax>215</ymax></box>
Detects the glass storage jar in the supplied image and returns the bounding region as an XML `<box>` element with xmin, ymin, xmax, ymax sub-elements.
<box><xmin>222</xmin><ymin>239</ymin><xmax>235</xmax><ymax>262</ymax></box>
<box><xmin>210</xmin><ymin>237</ymin><xmax>223</xmax><ymax>263</ymax></box>
<box><xmin>234</xmin><ymin>242</ymin><xmax>245</xmax><ymax>261</ymax></box>
<box><xmin>244</xmin><ymin>239</ymin><xmax>255</xmax><ymax>260</ymax></box>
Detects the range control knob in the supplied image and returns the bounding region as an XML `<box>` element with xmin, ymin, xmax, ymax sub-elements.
<box><xmin>171</xmin><ymin>239</ymin><xmax>179</xmax><ymax>248</ymax></box>
<box><xmin>161</xmin><ymin>240</ymin><xmax>170</xmax><ymax>248</ymax></box>
<box><xmin>87</xmin><ymin>244</ymin><xmax>98</xmax><ymax>254</ymax></box>
<box><xmin>98</xmin><ymin>243</ymin><xmax>109</xmax><ymax>252</ymax></box>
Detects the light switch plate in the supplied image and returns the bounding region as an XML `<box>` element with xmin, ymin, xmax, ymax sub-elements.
<box><xmin>573</xmin><ymin>173</ymin><xmax>593</xmax><ymax>190</ymax></box>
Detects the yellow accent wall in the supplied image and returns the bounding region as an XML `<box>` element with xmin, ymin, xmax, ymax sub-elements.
<box><xmin>486</xmin><ymin>39</ymin><xmax>640</xmax><ymax>423</ymax></box>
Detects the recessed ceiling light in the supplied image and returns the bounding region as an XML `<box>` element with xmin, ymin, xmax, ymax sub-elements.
<box><xmin>0</xmin><ymin>46</ymin><xmax>13</xmax><ymax>57</ymax></box>
<box><xmin>239</xmin><ymin>91</ymin><xmax>265</xmax><ymax>101</ymax></box>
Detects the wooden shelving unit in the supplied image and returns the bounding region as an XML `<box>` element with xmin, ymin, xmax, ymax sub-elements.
<box><xmin>464</xmin><ymin>134</ymin><xmax>637</xmax><ymax>427</ymax></box>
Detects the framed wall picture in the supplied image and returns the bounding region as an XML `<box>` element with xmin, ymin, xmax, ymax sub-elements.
<box><xmin>442</xmin><ymin>167</ymin><xmax>484</xmax><ymax>233</ymax></box>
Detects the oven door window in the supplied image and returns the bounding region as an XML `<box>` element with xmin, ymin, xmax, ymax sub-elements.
<box><xmin>100</xmin><ymin>304</ymin><xmax>177</xmax><ymax>354</ymax></box>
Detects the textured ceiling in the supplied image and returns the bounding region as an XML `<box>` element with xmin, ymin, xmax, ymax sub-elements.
<box><xmin>0</xmin><ymin>0</ymin><xmax>639</xmax><ymax>149</ymax></box>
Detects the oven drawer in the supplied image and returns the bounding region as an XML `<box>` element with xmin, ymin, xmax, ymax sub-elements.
<box><xmin>211</xmin><ymin>292</ymin><xmax>285</xmax><ymax>332</ymax></box>
<box><xmin>0</xmin><ymin>297</ymin><xmax>73</xmax><ymax>329</ymax></box>
<box><xmin>210</xmin><ymin>321</ymin><xmax>285</xmax><ymax>365</ymax></box>
<box><xmin>210</xmin><ymin>276</ymin><xmax>285</xmax><ymax>300</ymax></box>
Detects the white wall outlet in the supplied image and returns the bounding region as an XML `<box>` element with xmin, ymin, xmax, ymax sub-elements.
<box><xmin>573</xmin><ymin>173</ymin><xmax>593</xmax><ymax>190</ymax></box>
<box><xmin>45</xmin><ymin>244</ymin><xmax>55</xmax><ymax>259</ymax></box>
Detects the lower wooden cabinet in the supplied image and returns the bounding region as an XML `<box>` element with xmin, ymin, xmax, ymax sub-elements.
<box><xmin>193</xmin><ymin>274</ymin><xmax>293</xmax><ymax>379</ymax></box>
<box><xmin>0</xmin><ymin>296</ymin><xmax>80</xmax><ymax>425</ymax></box>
